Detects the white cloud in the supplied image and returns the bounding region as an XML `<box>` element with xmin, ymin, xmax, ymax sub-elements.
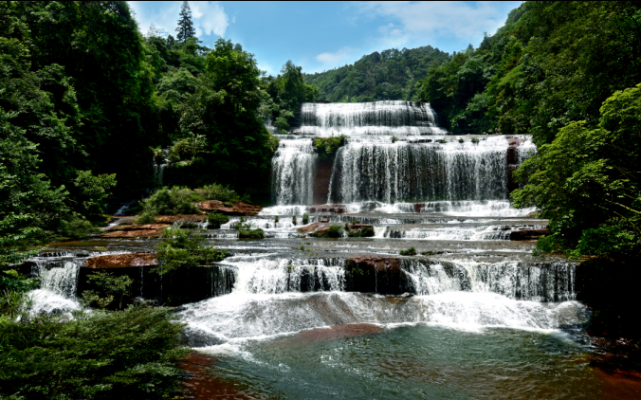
<box><xmin>315</xmin><ymin>47</ymin><xmax>355</xmax><ymax>65</ymax></box>
<box><xmin>257</xmin><ymin>61</ymin><xmax>275</xmax><ymax>76</ymax></box>
<box><xmin>358</xmin><ymin>1</ymin><xmax>508</xmax><ymax>44</ymax></box>
<box><xmin>128</xmin><ymin>1</ymin><xmax>230</xmax><ymax>38</ymax></box>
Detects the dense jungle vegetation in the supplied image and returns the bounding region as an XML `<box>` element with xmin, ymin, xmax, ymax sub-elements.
<box><xmin>303</xmin><ymin>45</ymin><xmax>450</xmax><ymax>102</ymax></box>
<box><xmin>415</xmin><ymin>1</ymin><xmax>641</xmax><ymax>259</ymax></box>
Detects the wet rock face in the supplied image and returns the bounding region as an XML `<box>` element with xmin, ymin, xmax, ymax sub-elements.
<box><xmin>197</xmin><ymin>201</ymin><xmax>261</xmax><ymax>216</ymax></box>
<box><xmin>309</xmin><ymin>204</ymin><xmax>346</xmax><ymax>214</ymax></box>
<box><xmin>346</xmin><ymin>256</ymin><xmax>404</xmax><ymax>295</ymax></box>
<box><xmin>510</xmin><ymin>229</ymin><xmax>550</xmax><ymax>241</ymax></box>
<box><xmin>103</xmin><ymin>229</ymin><xmax>165</xmax><ymax>238</ymax></box>
<box><xmin>85</xmin><ymin>253</ymin><xmax>158</xmax><ymax>269</ymax></box>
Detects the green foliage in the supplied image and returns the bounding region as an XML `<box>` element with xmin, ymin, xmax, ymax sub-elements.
<box><xmin>207</xmin><ymin>212</ymin><xmax>230</xmax><ymax>226</ymax></box>
<box><xmin>0</xmin><ymin>305</ymin><xmax>189</xmax><ymax>400</ymax></box>
<box><xmin>154</xmin><ymin>227</ymin><xmax>227</xmax><ymax>275</ymax></box>
<box><xmin>327</xmin><ymin>224</ymin><xmax>344</xmax><ymax>238</ymax></box>
<box><xmin>292</xmin><ymin>215</ymin><xmax>297</xmax><ymax>225</ymax></box>
<box><xmin>197</xmin><ymin>183</ymin><xmax>243</xmax><ymax>203</ymax></box>
<box><xmin>167</xmin><ymin>134</ymin><xmax>208</xmax><ymax>161</ymax></box>
<box><xmin>176</xmin><ymin>1</ymin><xmax>196</xmax><ymax>43</ymax></box>
<box><xmin>137</xmin><ymin>187</ymin><xmax>202</xmax><ymax>220</ymax></box>
<box><xmin>399</xmin><ymin>247</ymin><xmax>417</xmax><ymax>256</ymax></box>
<box><xmin>235</xmin><ymin>217</ymin><xmax>265</xmax><ymax>239</ymax></box>
<box><xmin>348</xmin><ymin>225</ymin><xmax>375</xmax><ymax>238</ymax></box>
<box><xmin>0</xmin><ymin>290</ymin><xmax>31</xmax><ymax>322</ymax></box>
<box><xmin>313</xmin><ymin>136</ymin><xmax>347</xmax><ymax>160</ymax></box>
<box><xmin>261</xmin><ymin>61</ymin><xmax>319</xmax><ymax>131</ymax></box>
<box><xmin>73</xmin><ymin>170</ymin><xmax>117</xmax><ymax>222</ymax></box>
<box><xmin>513</xmin><ymin>84</ymin><xmax>641</xmax><ymax>256</ymax></box>
<box><xmin>302</xmin><ymin>213</ymin><xmax>309</xmax><ymax>224</ymax></box>
<box><xmin>304</xmin><ymin>46</ymin><xmax>450</xmax><ymax>102</ymax></box>
<box><xmin>418</xmin><ymin>2</ymin><xmax>641</xmax><ymax>139</ymax></box>
<box><xmin>82</xmin><ymin>271</ymin><xmax>133</xmax><ymax>310</ymax></box>
<box><xmin>58</xmin><ymin>218</ymin><xmax>101</xmax><ymax>239</ymax></box>
<box><xmin>238</xmin><ymin>229</ymin><xmax>265</xmax><ymax>239</ymax></box>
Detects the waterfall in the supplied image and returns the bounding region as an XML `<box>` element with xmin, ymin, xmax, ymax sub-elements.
<box><xmin>298</xmin><ymin>101</ymin><xmax>446</xmax><ymax>136</ymax></box>
<box><xmin>329</xmin><ymin>137</ymin><xmax>513</xmax><ymax>203</ymax></box>
<box><xmin>31</xmin><ymin>256</ymin><xmax>82</xmax><ymax>298</ymax></box>
<box><xmin>402</xmin><ymin>259</ymin><xmax>576</xmax><ymax>302</ymax></box>
<box><xmin>271</xmin><ymin>139</ymin><xmax>316</xmax><ymax>205</ymax></box>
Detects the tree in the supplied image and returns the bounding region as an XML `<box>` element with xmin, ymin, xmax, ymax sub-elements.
<box><xmin>176</xmin><ymin>1</ymin><xmax>196</xmax><ymax>43</ymax></box>
<box><xmin>512</xmin><ymin>84</ymin><xmax>641</xmax><ymax>256</ymax></box>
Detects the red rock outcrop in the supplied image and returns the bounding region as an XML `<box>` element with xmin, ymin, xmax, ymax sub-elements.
<box><xmin>85</xmin><ymin>253</ymin><xmax>158</xmax><ymax>269</ymax></box>
<box><xmin>197</xmin><ymin>201</ymin><xmax>262</xmax><ymax>216</ymax></box>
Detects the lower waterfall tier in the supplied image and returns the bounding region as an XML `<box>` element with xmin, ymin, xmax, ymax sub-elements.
<box><xmin>271</xmin><ymin>135</ymin><xmax>536</xmax><ymax>206</ymax></box>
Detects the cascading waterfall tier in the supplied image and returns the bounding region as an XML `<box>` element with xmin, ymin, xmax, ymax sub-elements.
<box><xmin>297</xmin><ymin>101</ymin><xmax>446</xmax><ymax>137</ymax></box>
<box><xmin>271</xmin><ymin>99</ymin><xmax>535</xmax><ymax>208</ymax></box>
<box><xmin>329</xmin><ymin>137</ymin><xmax>525</xmax><ymax>204</ymax></box>
<box><xmin>271</xmin><ymin>139</ymin><xmax>317</xmax><ymax>205</ymax></box>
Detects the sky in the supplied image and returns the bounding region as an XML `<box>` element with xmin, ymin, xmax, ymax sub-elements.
<box><xmin>128</xmin><ymin>1</ymin><xmax>522</xmax><ymax>75</ymax></box>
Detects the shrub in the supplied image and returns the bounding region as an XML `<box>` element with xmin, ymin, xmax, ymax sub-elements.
<box><xmin>302</xmin><ymin>213</ymin><xmax>309</xmax><ymax>224</ymax></box>
<box><xmin>399</xmin><ymin>247</ymin><xmax>417</xmax><ymax>256</ymax></box>
<box><xmin>274</xmin><ymin>216</ymin><xmax>279</xmax><ymax>224</ymax></box>
<box><xmin>197</xmin><ymin>183</ymin><xmax>242</xmax><ymax>203</ymax></box>
<box><xmin>347</xmin><ymin>225</ymin><xmax>375</xmax><ymax>238</ymax></box>
<box><xmin>137</xmin><ymin>186</ymin><xmax>203</xmax><ymax>218</ymax></box>
<box><xmin>438</xmin><ymin>139</ymin><xmax>447</xmax><ymax>144</ymax></box>
<box><xmin>238</xmin><ymin>229</ymin><xmax>265</xmax><ymax>239</ymax></box>
<box><xmin>58</xmin><ymin>218</ymin><xmax>100</xmax><ymax>239</ymax></box>
<box><xmin>313</xmin><ymin>136</ymin><xmax>347</xmax><ymax>160</ymax></box>
<box><xmin>292</xmin><ymin>215</ymin><xmax>297</xmax><ymax>225</ymax></box>
<box><xmin>73</xmin><ymin>170</ymin><xmax>117</xmax><ymax>222</ymax></box>
<box><xmin>0</xmin><ymin>306</ymin><xmax>189</xmax><ymax>399</ymax></box>
<box><xmin>327</xmin><ymin>224</ymin><xmax>344</xmax><ymax>238</ymax></box>
<box><xmin>235</xmin><ymin>217</ymin><xmax>265</xmax><ymax>239</ymax></box>
<box><xmin>168</xmin><ymin>134</ymin><xmax>208</xmax><ymax>161</ymax></box>
<box><xmin>207</xmin><ymin>212</ymin><xmax>230</xmax><ymax>229</ymax></box>
<box><xmin>150</xmin><ymin>146</ymin><xmax>165</xmax><ymax>164</ymax></box>
<box><xmin>471</xmin><ymin>137</ymin><xmax>480</xmax><ymax>144</ymax></box>
<box><xmin>154</xmin><ymin>227</ymin><xmax>227</xmax><ymax>275</ymax></box>
<box><xmin>576</xmin><ymin>226</ymin><xmax>637</xmax><ymax>256</ymax></box>
<box><xmin>81</xmin><ymin>271</ymin><xmax>132</xmax><ymax>310</ymax></box>
<box><xmin>458</xmin><ymin>138</ymin><xmax>464</xmax><ymax>143</ymax></box>
<box><xmin>391</xmin><ymin>136</ymin><xmax>399</xmax><ymax>143</ymax></box>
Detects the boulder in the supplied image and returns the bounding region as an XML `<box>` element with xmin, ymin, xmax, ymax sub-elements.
<box><xmin>346</xmin><ymin>256</ymin><xmax>404</xmax><ymax>294</ymax></box>
<box><xmin>85</xmin><ymin>253</ymin><xmax>158</xmax><ymax>269</ymax></box>
<box><xmin>510</xmin><ymin>229</ymin><xmax>550</xmax><ymax>241</ymax></box>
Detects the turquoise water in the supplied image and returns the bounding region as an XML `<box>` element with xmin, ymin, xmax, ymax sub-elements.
<box><xmin>201</xmin><ymin>324</ymin><xmax>638</xmax><ymax>400</ymax></box>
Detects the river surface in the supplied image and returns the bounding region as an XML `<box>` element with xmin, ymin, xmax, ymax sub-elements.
<box><xmin>28</xmin><ymin>101</ymin><xmax>641</xmax><ymax>399</ymax></box>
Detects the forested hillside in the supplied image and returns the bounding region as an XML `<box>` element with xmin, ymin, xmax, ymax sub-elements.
<box><xmin>0</xmin><ymin>1</ymin><xmax>318</xmax><ymax>244</ymax></box>
<box><xmin>304</xmin><ymin>46</ymin><xmax>449</xmax><ymax>102</ymax></box>
<box><xmin>417</xmin><ymin>2</ymin><xmax>641</xmax><ymax>141</ymax></box>
<box><xmin>417</xmin><ymin>1</ymin><xmax>641</xmax><ymax>259</ymax></box>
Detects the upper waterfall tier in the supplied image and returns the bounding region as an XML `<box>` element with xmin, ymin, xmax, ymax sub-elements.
<box><xmin>296</xmin><ymin>101</ymin><xmax>447</xmax><ymax>136</ymax></box>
